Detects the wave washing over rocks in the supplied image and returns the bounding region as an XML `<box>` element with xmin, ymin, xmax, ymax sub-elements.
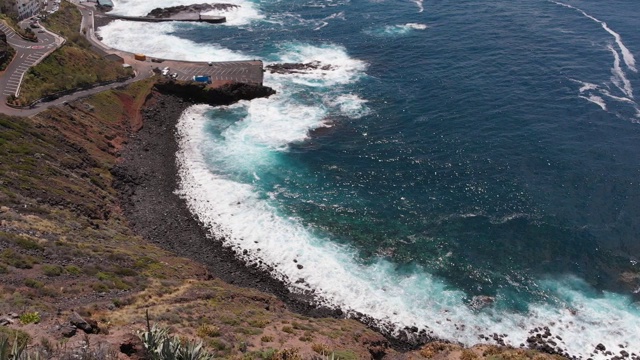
<box><xmin>265</xmin><ymin>61</ymin><xmax>335</xmax><ymax>74</ymax></box>
<box><xmin>146</xmin><ymin>3</ymin><xmax>239</xmax><ymax>18</ymax></box>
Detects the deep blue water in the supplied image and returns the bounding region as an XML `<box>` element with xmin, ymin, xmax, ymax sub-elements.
<box><xmin>219</xmin><ymin>0</ymin><xmax>640</xmax><ymax>299</ymax></box>
<box><xmin>104</xmin><ymin>0</ymin><xmax>640</xmax><ymax>353</ymax></box>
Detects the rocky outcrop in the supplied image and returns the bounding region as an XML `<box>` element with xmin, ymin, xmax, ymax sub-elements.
<box><xmin>147</xmin><ymin>3</ymin><xmax>238</xmax><ymax>18</ymax></box>
<box><xmin>69</xmin><ymin>311</ymin><xmax>100</xmax><ymax>334</ymax></box>
<box><xmin>120</xmin><ymin>334</ymin><xmax>148</xmax><ymax>360</ymax></box>
<box><xmin>266</xmin><ymin>61</ymin><xmax>335</xmax><ymax>74</ymax></box>
<box><xmin>152</xmin><ymin>80</ymin><xmax>275</xmax><ymax>106</ymax></box>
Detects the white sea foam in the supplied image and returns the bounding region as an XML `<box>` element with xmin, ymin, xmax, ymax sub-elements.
<box><xmin>313</xmin><ymin>11</ymin><xmax>346</xmax><ymax>31</ymax></box>
<box><xmin>109</xmin><ymin>0</ymin><xmax>263</xmax><ymax>26</ymax></box>
<box><xmin>576</xmin><ymin>80</ymin><xmax>598</xmax><ymax>93</ymax></box>
<box><xmin>406</xmin><ymin>22</ymin><xmax>427</xmax><ymax>30</ymax></box>
<box><xmin>551</xmin><ymin>1</ymin><xmax>637</xmax><ymax>72</ymax></box>
<box><xmin>325</xmin><ymin>93</ymin><xmax>371</xmax><ymax>119</ymax></box>
<box><xmin>267</xmin><ymin>42</ymin><xmax>368</xmax><ymax>87</ymax></box>
<box><xmin>608</xmin><ymin>45</ymin><xmax>634</xmax><ymax>99</ymax></box>
<box><xmin>98</xmin><ymin>21</ymin><xmax>249</xmax><ymax>61</ymax></box>
<box><xmin>412</xmin><ymin>0</ymin><xmax>424</xmax><ymax>13</ymax></box>
<box><xmin>579</xmin><ymin>95</ymin><xmax>607</xmax><ymax>110</ymax></box>
<box><xmin>175</xmin><ymin>105</ymin><xmax>640</xmax><ymax>359</ymax></box>
<box><xmin>366</xmin><ymin>23</ymin><xmax>428</xmax><ymax>37</ymax></box>
<box><xmin>602</xmin><ymin>89</ymin><xmax>636</xmax><ymax>104</ymax></box>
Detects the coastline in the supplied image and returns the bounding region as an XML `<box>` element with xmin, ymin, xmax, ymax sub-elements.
<box><xmin>112</xmin><ymin>88</ymin><xmax>440</xmax><ymax>351</ymax></box>
<box><xmin>112</xmin><ymin>91</ymin><xmax>338</xmax><ymax>317</ymax></box>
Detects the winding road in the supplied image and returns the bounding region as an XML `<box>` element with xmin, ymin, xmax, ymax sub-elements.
<box><xmin>0</xmin><ymin>3</ymin><xmax>265</xmax><ymax>117</ymax></box>
<box><xmin>0</xmin><ymin>20</ymin><xmax>63</xmax><ymax>114</ymax></box>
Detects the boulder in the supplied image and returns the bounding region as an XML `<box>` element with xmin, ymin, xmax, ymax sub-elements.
<box><xmin>69</xmin><ymin>311</ymin><xmax>99</xmax><ymax>334</ymax></box>
<box><xmin>57</xmin><ymin>325</ymin><xmax>77</xmax><ymax>338</ymax></box>
<box><xmin>120</xmin><ymin>334</ymin><xmax>148</xmax><ymax>360</ymax></box>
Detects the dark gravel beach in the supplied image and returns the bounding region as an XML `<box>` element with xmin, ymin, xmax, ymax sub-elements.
<box><xmin>111</xmin><ymin>85</ymin><xmax>436</xmax><ymax>350</ymax></box>
<box><xmin>112</xmin><ymin>91</ymin><xmax>337</xmax><ymax>318</ymax></box>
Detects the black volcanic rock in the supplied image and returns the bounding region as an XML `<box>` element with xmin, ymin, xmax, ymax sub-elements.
<box><xmin>266</xmin><ymin>61</ymin><xmax>335</xmax><ymax>74</ymax></box>
<box><xmin>147</xmin><ymin>3</ymin><xmax>238</xmax><ymax>18</ymax></box>
<box><xmin>152</xmin><ymin>80</ymin><xmax>275</xmax><ymax>106</ymax></box>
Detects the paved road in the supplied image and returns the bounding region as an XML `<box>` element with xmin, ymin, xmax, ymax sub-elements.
<box><xmin>0</xmin><ymin>3</ymin><xmax>265</xmax><ymax>117</ymax></box>
<box><xmin>0</xmin><ymin>20</ymin><xmax>60</xmax><ymax>98</ymax></box>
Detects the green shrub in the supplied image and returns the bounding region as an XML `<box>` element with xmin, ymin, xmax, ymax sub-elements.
<box><xmin>42</xmin><ymin>264</ymin><xmax>63</xmax><ymax>276</ymax></box>
<box><xmin>14</xmin><ymin>237</ymin><xmax>44</xmax><ymax>251</ymax></box>
<box><xmin>65</xmin><ymin>265</ymin><xmax>82</xmax><ymax>275</ymax></box>
<box><xmin>1</xmin><ymin>250</ymin><xmax>33</xmax><ymax>269</ymax></box>
<box><xmin>209</xmin><ymin>338</ymin><xmax>227</xmax><ymax>351</ymax></box>
<box><xmin>311</xmin><ymin>343</ymin><xmax>330</xmax><ymax>355</ymax></box>
<box><xmin>24</xmin><ymin>278</ymin><xmax>43</xmax><ymax>289</ymax></box>
<box><xmin>333</xmin><ymin>350</ymin><xmax>358</xmax><ymax>360</ymax></box>
<box><xmin>260</xmin><ymin>335</ymin><xmax>273</xmax><ymax>343</ymax></box>
<box><xmin>196</xmin><ymin>325</ymin><xmax>220</xmax><ymax>338</ymax></box>
<box><xmin>19</xmin><ymin>312</ymin><xmax>40</xmax><ymax>325</ymax></box>
<box><xmin>256</xmin><ymin>348</ymin><xmax>276</xmax><ymax>359</ymax></box>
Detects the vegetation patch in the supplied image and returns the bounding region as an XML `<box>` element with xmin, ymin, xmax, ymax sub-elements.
<box><xmin>19</xmin><ymin>311</ymin><xmax>41</xmax><ymax>325</ymax></box>
<box><xmin>0</xmin><ymin>41</ymin><xmax>15</xmax><ymax>72</ymax></box>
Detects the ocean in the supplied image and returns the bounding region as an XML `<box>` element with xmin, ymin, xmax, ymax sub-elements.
<box><xmin>99</xmin><ymin>0</ymin><xmax>640</xmax><ymax>356</ymax></box>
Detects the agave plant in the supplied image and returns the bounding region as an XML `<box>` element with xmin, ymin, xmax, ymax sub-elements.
<box><xmin>0</xmin><ymin>336</ymin><xmax>39</xmax><ymax>360</ymax></box>
<box><xmin>138</xmin><ymin>324</ymin><xmax>213</xmax><ymax>360</ymax></box>
<box><xmin>178</xmin><ymin>340</ymin><xmax>212</xmax><ymax>360</ymax></box>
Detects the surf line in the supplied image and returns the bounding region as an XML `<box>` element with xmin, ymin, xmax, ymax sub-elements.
<box><xmin>550</xmin><ymin>0</ymin><xmax>637</xmax><ymax>73</ymax></box>
<box><xmin>412</xmin><ymin>0</ymin><xmax>424</xmax><ymax>13</ymax></box>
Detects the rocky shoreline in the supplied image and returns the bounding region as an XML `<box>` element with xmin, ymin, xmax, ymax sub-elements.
<box><xmin>147</xmin><ymin>3</ymin><xmax>239</xmax><ymax>18</ymax></box>
<box><xmin>110</xmin><ymin>81</ymin><xmax>600</xmax><ymax>359</ymax></box>
<box><xmin>111</xmin><ymin>81</ymin><xmax>444</xmax><ymax>352</ymax></box>
<box><xmin>112</xmin><ymin>83</ymin><xmax>330</xmax><ymax>315</ymax></box>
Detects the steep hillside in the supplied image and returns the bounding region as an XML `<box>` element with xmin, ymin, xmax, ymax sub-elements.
<box><xmin>0</xmin><ymin>77</ymin><xmax>569</xmax><ymax>360</ymax></box>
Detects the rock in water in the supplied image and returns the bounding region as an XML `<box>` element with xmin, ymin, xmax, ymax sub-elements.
<box><xmin>265</xmin><ymin>61</ymin><xmax>335</xmax><ymax>74</ymax></box>
<box><xmin>147</xmin><ymin>3</ymin><xmax>239</xmax><ymax>18</ymax></box>
<box><xmin>469</xmin><ymin>295</ymin><xmax>495</xmax><ymax>310</ymax></box>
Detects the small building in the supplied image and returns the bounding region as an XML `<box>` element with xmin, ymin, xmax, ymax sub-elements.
<box><xmin>7</xmin><ymin>0</ymin><xmax>42</xmax><ymax>20</ymax></box>
<box><xmin>97</xmin><ymin>0</ymin><xmax>113</xmax><ymax>9</ymax></box>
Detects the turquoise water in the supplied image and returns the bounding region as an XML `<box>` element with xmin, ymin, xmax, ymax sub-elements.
<box><xmin>102</xmin><ymin>0</ymin><xmax>640</xmax><ymax>355</ymax></box>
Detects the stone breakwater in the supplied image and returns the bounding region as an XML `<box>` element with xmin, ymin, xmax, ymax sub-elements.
<box><xmin>147</xmin><ymin>3</ymin><xmax>239</xmax><ymax>18</ymax></box>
